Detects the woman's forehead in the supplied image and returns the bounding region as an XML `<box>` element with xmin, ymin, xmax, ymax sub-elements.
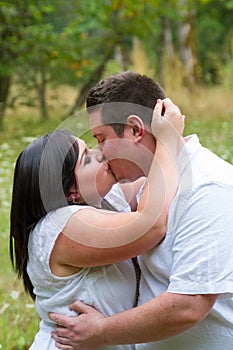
<box><xmin>75</xmin><ymin>137</ymin><xmax>86</xmax><ymax>148</ymax></box>
<box><xmin>75</xmin><ymin>137</ymin><xmax>88</xmax><ymax>165</ymax></box>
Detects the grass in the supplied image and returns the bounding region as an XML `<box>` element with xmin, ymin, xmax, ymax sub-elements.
<box><xmin>0</xmin><ymin>84</ymin><xmax>233</xmax><ymax>349</ymax></box>
<box><xmin>0</xmin><ymin>115</ymin><xmax>59</xmax><ymax>350</ymax></box>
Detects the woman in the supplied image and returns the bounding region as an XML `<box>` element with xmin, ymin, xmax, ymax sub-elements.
<box><xmin>10</xmin><ymin>100</ymin><xmax>184</xmax><ymax>349</ymax></box>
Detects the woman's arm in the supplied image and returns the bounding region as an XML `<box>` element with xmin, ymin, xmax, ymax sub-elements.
<box><xmin>51</xmin><ymin>99</ymin><xmax>184</xmax><ymax>272</ymax></box>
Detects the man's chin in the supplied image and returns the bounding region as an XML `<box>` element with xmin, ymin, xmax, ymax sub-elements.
<box><xmin>111</xmin><ymin>169</ymin><xmax>141</xmax><ymax>183</ymax></box>
<box><xmin>117</xmin><ymin>178</ymin><xmax>128</xmax><ymax>183</ymax></box>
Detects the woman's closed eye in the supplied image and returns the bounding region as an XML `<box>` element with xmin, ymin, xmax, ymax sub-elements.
<box><xmin>83</xmin><ymin>154</ymin><xmax>91</xmax><ymax>166</ymax></box>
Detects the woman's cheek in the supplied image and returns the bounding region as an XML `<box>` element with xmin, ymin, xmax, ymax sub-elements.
<box><xmin>96</xmin><ymin>169</ymin><xmax>113</xmax><ymax>198</ymax></box>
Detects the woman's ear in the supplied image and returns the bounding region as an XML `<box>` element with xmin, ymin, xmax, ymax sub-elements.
<box><xmin>66</xmin><ymin>192</ymin><xmax>81</xmax><ymax>205</ymax></box>
<box><xmin>127</xmin><ymin>115</ymin><xmax>145</xmax><ymax>142</ymax></box>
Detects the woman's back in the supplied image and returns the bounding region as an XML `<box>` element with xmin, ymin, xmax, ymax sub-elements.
<box><xmin>27</xmin><ymin>197</ymin><xmax>137</xmax><ymax>349</ymax></box>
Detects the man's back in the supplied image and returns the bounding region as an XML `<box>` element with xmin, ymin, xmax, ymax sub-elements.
<box><xmin>137</xmin><ymin>134</ymin><xmax>233</xmax><ymax>349</ymax></box>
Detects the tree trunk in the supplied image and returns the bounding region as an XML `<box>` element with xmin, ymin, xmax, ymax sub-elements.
<box><xmin>131</xmin><ymin>37</ymin><xmax>147</xmax><ymax>75</ymax></box>
<box><xmin>157</xmin><ymin>21</ymin><xmax>166</xmax><ymax>88</ymax></box>
<box><xmin>115</xmin><ymin>45</ymin><xmax>130</xmax><ymax>71</ymax></box>
<box><xmin>67</xmin><ymin>51</ymin><xmax>112</xmax><ymax>117</ymax></box>
<box><xmin>177</xmin><ymin>1</ymin><xmax>199</xmax><ymax>88</ymax></box>
<box><xmin>0</xmin><ymin>75</ymin><xmax>11</xmax><ymax>131</ymax></box>
<box><xmin>38</xmin><ymin>67</ymin><xmax>49</xmax><ymax>120</ymax></box>
<box><xmin>157</xmin><ymin>16</ymin><xmax>176</xmax><ymax>91</ymax></box>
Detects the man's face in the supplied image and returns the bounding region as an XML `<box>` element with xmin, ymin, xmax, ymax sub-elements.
<box><xmin>89</xmin><ymin>109</ymin><xmax>152</xmax><ymax>182</ymax></box>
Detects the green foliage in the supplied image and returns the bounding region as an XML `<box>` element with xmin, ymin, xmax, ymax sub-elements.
<box><xmin>0</xmin><ymin>132</ymin><xmax>37</xmax><ymax>349</ymax></box>
<box><xmin>0</xmin><ymin>1</ymin><xmax>54</xmax><ymax>73</ymax></box>
<box><xmin>197</xmin><ymin>0</ymin><xmax>233</xmax><ymax>84</ymax></box>
<box><xmin>0</xmin><ymin>0</ymin><xmax>233</xmax><ymax>126</ymax></box>
<box><xmin>0</xmin><ymin>110</ymin><xmax>70</xmax><ymax>348</ymax></box>
<box><xmin>1</xmin><ymin>0</ymin><xmax>232</xmax><ymax>83</ymax></box>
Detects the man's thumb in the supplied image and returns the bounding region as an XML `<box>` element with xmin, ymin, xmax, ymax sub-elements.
<box><xmin>69</xmin><ymin>300</ymin><xmax>90</xmax><ymax>314</ymax></box>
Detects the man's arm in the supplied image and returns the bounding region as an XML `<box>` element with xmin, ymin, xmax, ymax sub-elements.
<box><xmin>50</xmin><ymin>292</ymin><xmax>217</xmax><ymax>349</ymax></box>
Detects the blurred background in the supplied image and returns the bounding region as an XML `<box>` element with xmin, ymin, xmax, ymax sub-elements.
<box><xmin>0</xmin><ymin>1</ymin><xmax>233</xmax><ymax>348</ymax></box>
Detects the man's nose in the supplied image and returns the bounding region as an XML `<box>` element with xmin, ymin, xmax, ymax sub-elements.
<box><xmin>97</xmin><ymin>142</ymin><xmax>104</xmax><ymax>151</ymax></box>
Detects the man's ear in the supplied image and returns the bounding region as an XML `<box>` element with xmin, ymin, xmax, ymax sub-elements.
<box><xmin>127</xmin><ymin>115</ymin><xmax>145</xmax><ymax>142</ymax></box>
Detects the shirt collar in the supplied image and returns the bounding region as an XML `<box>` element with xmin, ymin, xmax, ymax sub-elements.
<box><xmin>177</xmin><ymin>134</ymin><xmax>201</xmax><ymax>175</ymax></box>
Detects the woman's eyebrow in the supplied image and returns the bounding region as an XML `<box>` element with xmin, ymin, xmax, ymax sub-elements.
<box><xmin>79</xmin><ymin>148</ymin><xmax>88</xmax><ymax>165</ymax></box>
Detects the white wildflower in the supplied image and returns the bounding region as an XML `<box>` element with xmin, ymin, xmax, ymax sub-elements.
<box><xmin>10</xmin><ymin>290</ymin><xmax>20</xmax><ymax>300</ymax></box>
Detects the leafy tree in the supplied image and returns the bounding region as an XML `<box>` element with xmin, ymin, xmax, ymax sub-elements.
<box><xmin>197</xmin><ymin>0</ymin><xmax>233</xmax><ymax>84</ymax></box>
<box><xmin>0</xmin><ymin>1</ymin><xmax>31</xmax><ymax>129</ymax></box>
<box><xmin>0</xmin><ymin>1</ymin><xmax>58</xmax><ymax>128</ymax></box>
<box><xmin>1</xmin><ymin>0</ymin><xmax>232</xmax><ymax>127</ymax></box>
<box><xmin>15</xmin><ymin>12</ymin><xmax>62</xmax><ymax>120</ymax></box>
<box><xmin>64</xmin><ymin>0</ymin><xmax>163</xmax><ymax>114</ymax></box>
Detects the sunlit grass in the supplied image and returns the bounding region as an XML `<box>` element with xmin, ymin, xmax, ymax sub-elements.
<box><xmin>0</xmin><ymin>129</ymin><xmax>43</xmax><ymax>350</ymax></box>
<box><xmin>0</xmin><ymin>84</ymin><xmax>232</xmax><ymax>349</ymax></box>
<box><xmin>170</xmin><ymin>85</ymin><xmax>233</xmax><ymax>164</ymax></box>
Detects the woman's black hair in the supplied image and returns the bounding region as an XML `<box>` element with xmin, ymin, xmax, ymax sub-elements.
<box><xmin>9</xmin><ymin>130</ymin><xmax>79</xmax><ymax>300</ymax></box>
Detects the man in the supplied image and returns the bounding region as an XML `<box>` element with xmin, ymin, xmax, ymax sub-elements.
<box><xmin>50</xmin><ymin>71</ymin><xmax>233</xmax><ymax>349</ymax></box>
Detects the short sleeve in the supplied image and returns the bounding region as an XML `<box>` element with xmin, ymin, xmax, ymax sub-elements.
<box><xmin>104</xmin><ymin>184</ymin><xmax>131</xmax><ymax>212</ymax></box>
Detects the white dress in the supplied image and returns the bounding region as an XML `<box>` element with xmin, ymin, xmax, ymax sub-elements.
<box><xmin>27</xmin><ymin>185</ymin><xmax>136</xmax><ymax>350</ymax></box>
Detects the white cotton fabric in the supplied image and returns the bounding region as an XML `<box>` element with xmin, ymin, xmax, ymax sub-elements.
<box><xmin>105</xmin><ymin>183</ymin><xmax>131</xmax><ymax>212</ymax></box>
<box><xmin>27</xmin><ymin>184</ymin><xmax>136</xmax><ymax>350</ymax></box>
<box><xmin>137</xmin><ymin>134</ymin><xmax>233</xmax><ymax>349</ymax></box>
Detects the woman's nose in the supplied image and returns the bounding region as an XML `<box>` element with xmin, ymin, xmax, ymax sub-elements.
<box><xmin>92</xmin><ymin>148</ymin><xmax>105</xmax><ymax>163</ymax></box>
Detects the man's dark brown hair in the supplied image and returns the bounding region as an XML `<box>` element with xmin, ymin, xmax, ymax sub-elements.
<box><xmin>86</xmin><ymin>71</ymin><xmax>166</xmax><ymax>136</ymax></box>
